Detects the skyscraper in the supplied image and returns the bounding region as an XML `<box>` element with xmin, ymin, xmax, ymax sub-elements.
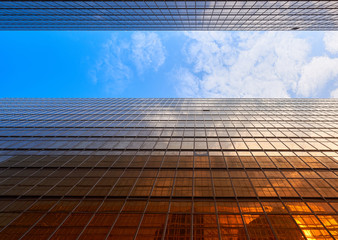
<box><xmin>0</xmin><ymin>98</ymin><xmax>337</xmax><ymax>239</ymax></box>
<box><xmin>1</xmin><ymin>1</ymin><xmax>338</xmax><ymax>30</ymax></box>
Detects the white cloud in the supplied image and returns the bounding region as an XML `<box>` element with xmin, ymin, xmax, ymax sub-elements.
<box><xmin>175</xmin><ymin>68</ymin><xmax>202</xmax><ymax>97</ymax></box>
<box><xmin>324</xmin><ymin>32</ymin><xmax>338</xmax><ymax>54</ymax></box>
<box><xmin>92</xmin><ymin>32</ymin><xmax>165</xmax><ymax>94</ymax></box>
<box><xmin>297</xmin><ymin>57</ymin><xmax>338</xmax><ymax>97</ymax></box>
<box><xmin>131</xmin><ymin>32</ymin><xmax>166</xmax><ymax>73</ymax></box>
<box><xmin>175</xmin><ymin>31</ymin><xmax>338</xmax><ymax>98</ymax></box>
<box><xmin>176</xmin><ymin>32</ymin><xmax>310</xmax><ymax>98</ymax></box>
<box><xmin>91</xmin><ymin>31</ymin><xmax>338</xmax><ymax>97</ymax></box>
<box><xmin>331</xmin><ymin>88</ymin><xmax>338</xmax><ymax>98</ymax></box>
<box><xmin>93</xmin><ymin>36</ymin><xmax>133</xmax><ymax>93</ymax></box>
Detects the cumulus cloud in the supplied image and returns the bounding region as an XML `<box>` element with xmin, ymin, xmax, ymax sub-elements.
<box><xmin>93</xmin><ymin>36</ymin><xmax>132</xmax><ymax>93</ymax></box>
<box><xmin>331</xmin><ymin>88</ymin><xmax>338</xmax><ymax>98</ymax></box>
<box><xmin>176</xmin><ymin>32</ymin><xmax>310</xmax><ymax>98</ymax></box>
<box><xmin>131</xmin><ymin>32</ymin><xmax>166</xmax><ymax>73</ymax></box>
<box><xmin>175</xmin><ymin>68</ymin><xmax>202</xmax><ymax>97</ymax></box>
<box><xmin>175</xmin><ymin>31</ymin><xmax>338</xmax><ymax>98</ymax></box>
<box><xmin>324</xmin><ymin>32</ymin><xmax>338</xmax><ymax>54</ymax></box>
<box><xmin>92</xmin><ymin>32</ymin><xmax>165</xmax><ymax>93</ymax></box>
<box><xmin>92</xmin><ymin>31</ymin><xmax>338</xmax><ymax>97</ymax></box>
<box><xmin>297</xmin><ymin>57</ymin><xmax>338</xmax><ymax>97</ymax></box>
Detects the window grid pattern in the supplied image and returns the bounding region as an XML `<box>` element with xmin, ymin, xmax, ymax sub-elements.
<box><xmin>0</xmin><ymin>98</ymin><xmax>337</xmax><ymax>239</ymax></box>
<box><xmin>0</xmin><ymin>1</ymin><xmax>338</xmax><ymax>30</ymax></box>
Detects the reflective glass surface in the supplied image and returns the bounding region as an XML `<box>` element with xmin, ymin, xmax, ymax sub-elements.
<box><xmin>0</xmin><ymin>98</ymin><xmax>337</xmax><ymax>239</ymax></box>
<box><xmin>0</xmin><ymin>1</ymin><xmax>338</xmax><ymax>30</ymax></box>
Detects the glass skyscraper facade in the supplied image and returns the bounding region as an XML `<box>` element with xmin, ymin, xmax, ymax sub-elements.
<box><xmin>0</xmin><ymin>98</ymin><xmax>337</xmax><ymax>239</ymax></box>
<box><xmin>1</xmin><ymin>1</ymin><xmax>338</xmax><ymax>30</ymax></box>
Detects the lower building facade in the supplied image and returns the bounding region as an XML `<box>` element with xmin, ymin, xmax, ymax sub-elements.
<box><xmin>0</xmin><ymin>98</ymin><xmax>337</xmax><ymax>239</ymax></box>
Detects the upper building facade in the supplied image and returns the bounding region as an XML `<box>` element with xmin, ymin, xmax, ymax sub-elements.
<box><xmin>0</xmin><ymin>98</ymin><xmax>337</xmax><ymax>239</ymax></box>
<box><xmin>0</xmin><ymin>1</ymin><xmax>338</xmax><ymax>30</ymax></box>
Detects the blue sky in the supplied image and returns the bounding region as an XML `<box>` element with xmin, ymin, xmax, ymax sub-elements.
<box><xmin>1</xmin><ymin>31</ymin><xmax>338</xmax><ymax>98</ymax></box>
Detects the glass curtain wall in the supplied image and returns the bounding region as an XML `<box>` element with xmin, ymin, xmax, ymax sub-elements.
<box><xmin>0</xmin><ymin>98</ymin><xmax>337</xmax><ymax>239</ymax></box>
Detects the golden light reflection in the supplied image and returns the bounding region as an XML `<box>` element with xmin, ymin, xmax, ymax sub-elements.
<box><xmin>292</xmin><ymin>215</ymin><xmax>332</xmax><ymax>240</ymax></box>
<box><xmin>285</xmin><ymin>202</ymin><xmax>312</xmax><ymax>214</ymax></box>
<box><xmin>317</xmin><ymin>215</ymin><xmax>338</xmax><ymax>238</ymax></box>
<box><xmin>218</xmin><ymin>214</ymin><xmax>247</xmax><ymax>240</ymax></box>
